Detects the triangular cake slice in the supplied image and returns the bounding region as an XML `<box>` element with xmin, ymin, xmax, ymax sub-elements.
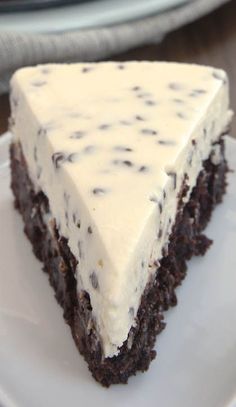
<box><xmin>10</xmin><ymin>62</ymin><xmax>232</xmax><ymax>386</ymax></box>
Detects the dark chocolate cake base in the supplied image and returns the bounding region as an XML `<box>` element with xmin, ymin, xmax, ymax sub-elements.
<box><xmin>10</xmin><ymin>138</ymin><xmax>227</xmax><ymax>387</ymax></box>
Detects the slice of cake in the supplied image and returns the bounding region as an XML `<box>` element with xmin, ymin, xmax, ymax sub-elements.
<box><xmin>9</xmin><ymin>62</ymin><xmax>232</xmax><ymax>386</ymax></box>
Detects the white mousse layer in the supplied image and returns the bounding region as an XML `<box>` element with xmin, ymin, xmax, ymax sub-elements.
<box><xmin>10</xmin><ymin>62</ymin><xmax>231</xmax><ymax>357</ymax></box>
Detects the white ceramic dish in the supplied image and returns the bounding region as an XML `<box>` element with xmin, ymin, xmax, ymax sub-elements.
<box><xmin>0</xmin><ymin>0</ymin><xmax>191</xmax><ymax>33</ymax></box>
<box><xmin>0</xmin><ymin>133</ymin><xmax>236</xmax><ymax>407</ymax></box>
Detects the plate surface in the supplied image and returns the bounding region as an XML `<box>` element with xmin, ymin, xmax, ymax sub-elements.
<box><xmin>0</xmin><ymin>0</ymin><xmax>91</xmax><ymax>13</ymax></box>
<box><xmin>0</xmin><ymin>133</ymin><xmax>236</xmax><ymax>407</ymax></box>
<box><xmin>0</xmin><ymin>0</ymin><xmax>191</xmax><ymax>33</ymax></box>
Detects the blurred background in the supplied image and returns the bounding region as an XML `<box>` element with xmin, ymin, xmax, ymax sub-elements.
<box><xmin>0</xmin><ymin>0</ymin><xmax>235</xmax><ymax>135</ymax></box>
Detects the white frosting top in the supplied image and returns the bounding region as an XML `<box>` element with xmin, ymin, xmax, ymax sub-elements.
<box><xmin>10</xmin><ymin>62</ymin><xmax>231</xmax><ymax>357</ymax></box>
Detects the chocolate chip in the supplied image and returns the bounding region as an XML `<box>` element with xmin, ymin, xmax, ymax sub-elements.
<box><xmin>113</xmin><ymin>159</ymin><xmax>133</xmax><ymax>167</ymax></box>
<box><xmin>90</xmin><ymin>271</ymin><xmax>99</xmax><ymax>290</ymax></box>
<box><xmin>157</xmin><ymin>140</ymin><xmax>176</xmax><ymax>146</ymax></box>
<box><xmin>68</xmin><ymin>152</ymin><xmax>80</xmax><ymax>163</ymax></box>
<box><xmin>32</xmin><ymin>80</ymin><xmax>47</xmax><ymax>87</ymax></box>
<box><xmin>177</xmin><ymin>112</ymin><xmax>187</xmax><ymax>119</ymax></box>
<box><xmin>158</xmin><ymin>228</ymin><xmax>163</xmax><ymax>239</ymax></box>
<box><xmin>145</xmin><ymin>100</ymin><xmax>156</xmax><ymax>106</ymax></box>
<box><xmin>77</xmin><ymin>220</ymin><xmax>81</xmax><ymax>229</ymax></box>
<box><xmin>41</xmin><ymin>67</ymin><xmax>50</xmax><ymax>74</ymax></box>
<box><xmin>167</xmin><ymin>171</ymin><xmax>177</xmax><ymax>189</ymax></box>
<box><xmin>123</xmin><ymin>160</ymin><xmax>133</xmax><ymax>167</ymax></box>
<box><xmin>83</xmin><ymin>145</ymin><xmax>96</xmax><ymax>154</ymax></box>
<box><xmin>117</xmin><ymin>64</ymin><xmax>125</xmax><ymax>70</ymax></box>
<box><xmin>158</xmin><ymin>202</ymin><xmax>163</xmax><ymax>214</ymax></box>
<box><xmin>113</xmin><ymin>146</ymin><xmax>133</xmax><ymax>152</ymax></box>
<box><xmin>63</xmin><ymin>192</ymin><xmax>69</xmax><ymax>204</ymax></box>
<box><xmin>52</xmin><ymin>152</ymin><xmax>66</xmax><ymax>169</ymax></box>
<box><xmin>65</xmin><ymin>210</ymin><xmax>69</xmax><ymax>227</ymax></box>
<box><xmin>37</xmin><ymin>127</ymin><xmax>47</xmax><ymax>137</ymax></box>
<box><xmin>82</xmin><ymin>67</ymin><xmax>93</xmax><ymax>73</ymax></box>
<box><xmin>192</xmin><ymin>139</ymin><xmax>197</xmax><ymax>146</ymax></box>
<box><xmin>92</xmin><ymin>187</ymin><xmax>107</xmax><ymax>196</ymax></box>
<box><xmin>150</xmin><ymin>195</ymin><xmax>158</xmax><ymax>203</ymax></box>
<box><xmin>135</xmin><ymin>115</ymin><xmax>145</xmax><ymax>121</ymax></box>
<box><xmin>87</xmin><ymin>226</ymin><xmax>93</xmax><ymax>234</ymax></box>
<box><xmin>169</xmin><ymin>82</ymin><xmax>183</xmax><ymax>91</ymax></box>
<box><xmin>70</xmin><ymin>131</ymin><xmax>85</xmax><ymax>139</ymax></box>
<box><xmin>189</xmin><ymin>89</ymin><xmax>207</xmax><ymax>97</ymax></box>
<box><xmin>99</xmin><ymin>124</ymin><xmax>111</xmax><ymax>130</ymax></box>
<box><xmin>141</xmin><ymin>128</ymin><xmax>158</xmax><ymax>136</ymax></box>
<box><xmin>139</xmin><ymin>165</ymin><xmax>148</xmax><ymax>173</ymax></box>
<box><xmin>132</xmin><ymin>86</ymin><xmax>141</xmax><ymax>91</ymax></box>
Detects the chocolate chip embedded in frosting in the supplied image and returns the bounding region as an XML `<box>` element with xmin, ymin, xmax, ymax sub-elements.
<box><xmin>145</xmin><ymin>100</ymin><xmax>156</xmax><ymax>106</ymax></box>
<box><xmin>77</xmin><ymin>220</ymin><xmax>81</xmax><ymax>229</ymax></box>
<box><xmin>37</xmin><ymin>127</ymin><xmax>47</xmax><ymax>137</ymax></box>
<box><xmin>177</xmin><ymin>112</ymin><xmax>187</xmax><ymax>120</ymax></box>
<box><xmin>98</xmin><ymin>124</ymin><xmax>111</xmax><ymax>130</ymax></box>
<box><xmin>113</xmin><ymin>145</ymin><xmax>133</xmax><ymax>152</ymax></box>
<box><xmin>189</xmin><ymin>89</ymin><xmax>207</xmax><ymax>97</ymax></box>
<box><xmin>157</xmin><ymin>140</ymin><xmax>176</xmax><ymax>146</ymax></box>
<box><xmin>87</xmin><ymin>226</ymin><xmax>93</xmax><ymax>234</ymax></box>
<box><xmin>92</xmin><ymin>187</ymin><xmax>107</xmax><ymax>196</ymax></box>
<box><xmin>169</xmin><ymin>82</ymin><xmax>184</xmax><ymax>91</ymax></box>
<box><xmin>83</xmin><ymin>145</ymin><xmax>96</xmax><ymax>154</ymax></box>
<box><xmin>90</xmin><ymin>271</ymin><xmax>99</xmax><ymax>290</ymax></box>
<box><xmin>132</xmin><ymin>86</ymin><xmax>141</xmax><ymax>91</ymax></box>
<box><xmin>149</xmin><ymin>195</ymin><xmax>158</xmax><ymax>203</ymax></box>
<box><xmin>78</xmin><ymin>241</ymin><xmax>84</xmax><ymax>258</ymax></box>
<box><xmin>117</xmin><ymin>64</ymin><xmax>125</xmax><ymax>70</ymax></box>
<box><xmin>52</xmin><ymin>152</ymin><xmax>66</xmax><ymax>169</ymax></box>
<box><xmin>138</xmin><ymin>165</ymin><xmax>149</xmax><ymax>173</ymax></box>
<box><xmin>158</xmin><ymin>202</ymin><xmax>163</xmax><ymax>214</ymax></box>
<box><xmin>135</xmin><ymin>115</ymin><xmax>145</xmax><ymax>121</ymax></box>
<box><xmin>41</xmin><ymin>67</ymin><xmax>50</xmax><ymax>75</ymax></box>
<box><xmin>70</xmin><ymin>131</ymin><xmax>85</xmax><ymax>139</ymax></box>
<box><xmin>113</xmin><ymin>159</ymin><xmax>133</xmax><ymax>167</ymax></box>
<box><xmin>141</xmin><ymin>128</ymin><xmax>158</xmax><ymax>136</ymax></box>
<box><xmin>158</xmin><ymin>228</ymin><xmax>163</xmax><ymax>239</ymax></box>
<box><xmin>82</xmin><ymin>66</ymin><xmax>93</xmax><ymax>73</ymax></box>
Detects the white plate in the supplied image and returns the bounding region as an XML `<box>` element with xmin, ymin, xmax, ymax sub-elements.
<box><xmin>0</xmin><ymin>133</ymin><xmax>236</xmax><ymax>407</ymax></box>
<box><xmin>0</xmin><ymin>0</ymin><xmax>191</xmax><ymax>33</ymax></box>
